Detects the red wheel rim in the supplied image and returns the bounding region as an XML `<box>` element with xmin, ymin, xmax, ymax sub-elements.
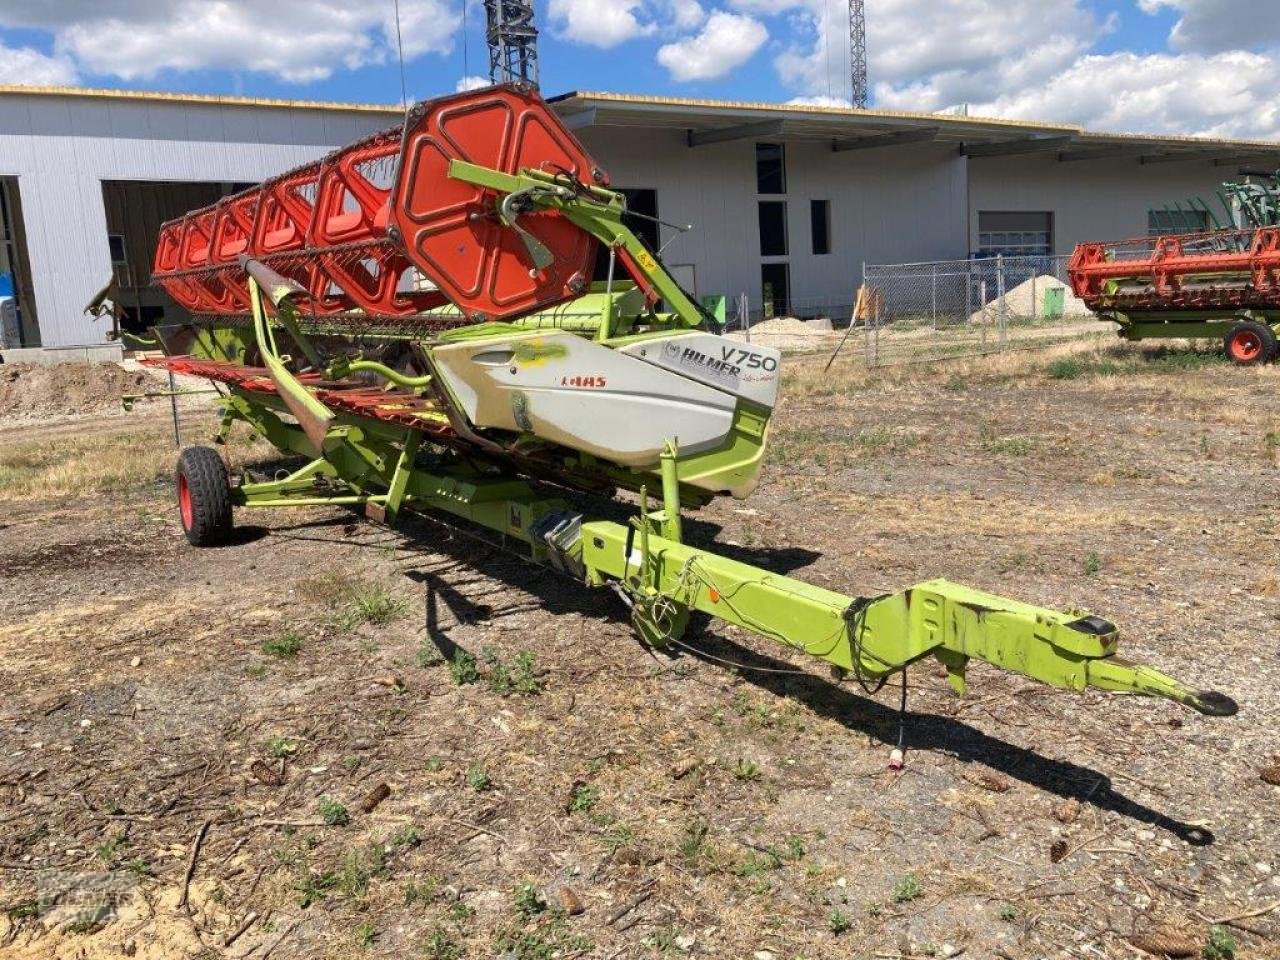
<box><xmin>1230</xmin><ymin>330</ymin><xmax>1263</xmax><ymax>362</ymax></box>
<box><xmin>178</xmin><ymin>473</ymin><xmax>194</xmax><ymax>530</ymax></box>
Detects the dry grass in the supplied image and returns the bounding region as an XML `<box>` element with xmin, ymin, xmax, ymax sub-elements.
<box><xmin>0</xmin><ymin>427</ymin><xmax>277</xmax><ymax>501</ymax></box>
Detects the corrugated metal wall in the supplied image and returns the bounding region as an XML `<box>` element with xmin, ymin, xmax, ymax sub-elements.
<box><xmin>0</xmin><ymin>93</ymin><xmax>397</xmax><ymax>348</ymax></box>
<box><xmin>968</xmin><ymin>155</ymin><xmax>1237</xmax><ymax>254</ymax></box>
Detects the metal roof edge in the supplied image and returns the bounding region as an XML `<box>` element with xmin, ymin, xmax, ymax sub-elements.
<box><xmin>0</xmin><ymin>84</ymin><xmax>404</xmax><ymax>115</ymax></box>
<box><xmin>556</xmin><ymin>91</ymin><xmax>1280</xmax><ymax>153</ymax></box>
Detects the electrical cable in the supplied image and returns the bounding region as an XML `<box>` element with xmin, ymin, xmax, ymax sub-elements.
<box><xmin>392</xmin><ymin>0</ymin><xmax>409</xmax><ymax>110</ymax></box>
<box><xmin>461</xmin><ymin>0</ymin><xmax>470</xmax><ymax>81</ymax></box>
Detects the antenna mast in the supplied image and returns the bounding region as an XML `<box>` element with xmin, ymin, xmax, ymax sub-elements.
<box><xmin>484</xmin><ymin>0</ymin><xmax>540</xmax><ymax>88</ymax></box>
<box><xmin>849</xmin><ymin>0</ymin><xmax>868</xmax><ymax>108</ymax></box>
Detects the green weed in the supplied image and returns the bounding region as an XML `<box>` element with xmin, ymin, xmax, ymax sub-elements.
<box><xmin>317</xmin><ymin>797</ymin><xmax>350</xmax><ymax>826</ymax></box>
<box><xmin>493</xmin><ymin>915</ymin><xmax>591</xmax><ymax>960</ymax></box>
<box><xmin>602</xmin><ymin>820</ymin><xmax>634</xmax><ymax>853</ymax></box>
<box><xmin>513</xmin><ymin>882</ymin><xmax>546</xmax><ymax>919</ymax></box>
<box><xmin>295</xmin><ymin>870</ymin><xmax>339</xmax><ymax>908</ymax></box>
<box><xmin>465</xmin><ymin>764</ymin><xmax>492</xmax><ymax>792</ymax></box>
<box><xmin>403</xmin><ymin>878</ymin><xmax>438</xmax><ymax>907</ymax></box>
<box><xmin>262</xmin><ymin>632</ymin><xmax>302</xmax><ymax>658</ymax></box>
<box><xmin>827</xmin><ymin>909</ymin><xmax>852</xmax><ymax>934</ymax></box>
<box><xmin>483</xmin><ymin>648</ymin><xmax>542</xmax><ymax>695</ymax></box>
<box><xmin>569</xmin><ymin>783</ymin><xmax>599</xmax><ymax>813</ymax></box>
<box><xmin>678</xmin><ymin>819</ymin><xmax>709</xmax><ymax>864</ymax></box>
<box><xmin>346</xmin><ymin>583</ymin><xmax>407</xmax><ymax>626</ymax></box>
<box><xmin>266</xmin><ymin>736</ymin><xmax>298</xmax><ymax>758</ymax></box>
<box><xmin>892</xmin><ymin>874</ymin><xmax>922</xmax><ymax>903</ymax></box>
<box><xmin>422</xmin><ymin>927</ymin><xmax>463</xmax><ymax>960</ymax></box>
<box><xmin>449</xmin><ymin>650</ymin><xmax>480</xmax><ymax>686</ymax></box>
<box><xmin>1203</xmin><ymin>926</ymin><xmax>1237</xmax><ymax>960</ymax></box>
<box><xmin>95</xmin><ymin>833</ymin><xmax>129</xmax><ymax>865</ymax></box>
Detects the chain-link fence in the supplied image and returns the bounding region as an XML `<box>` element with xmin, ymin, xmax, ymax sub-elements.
<box><xmin>723</xmin><ymin>253</ymin><xmax>1110</xmax><ymax>366</ymax></box>
<box><xmin>858</xmin><ymin>253</ymin><xmax>1106</xmax><ymax>366</ymax></box>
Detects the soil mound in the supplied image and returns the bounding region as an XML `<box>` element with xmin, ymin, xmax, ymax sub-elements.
<box><xmin>0</xmin><ymin>362</ymin><xmax>147</xmax><ymax>418</ymax></box>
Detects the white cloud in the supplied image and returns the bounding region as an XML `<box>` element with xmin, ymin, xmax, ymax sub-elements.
<box><xmin>455</xmin><ymin>74</ymin><xmax>490</xmax><ymax>92</ymax></box>
<box><xmin>668</xmin><ymin>0</ymin><xmax>707</xmax><ymax>30</ymax></box>
<box><xmin>1139</xmin><ymin>0</ymin><xmax>1280</xmax><ymax>54</ymax></box>
<box><xmin>0</xmin><ymin>42</ymin><xmax>78</xmax><ymax>85</ymax></box>
<box><xmin>751</xmin><ymin>0</ymin><xmax>1107</xmax><ymax>109</ymax></box>
<box><xmin>942</xmin><ymin>49</ymin><xmax>1280</xmax><ymax>141</ymax></box>
<box><xmin>547</xmin><ymin>0</ymin><xmax>654</xmax><ymax>49</ymax></box>
<box><xmin>0</xmin><ymin>0</ymin><xmax>460</xmax><ymax>83</ymax></box>
<box><xmin>657</xmin><ymin>11</ymin><xmax>767</xmax><ymax>82</ymax></box>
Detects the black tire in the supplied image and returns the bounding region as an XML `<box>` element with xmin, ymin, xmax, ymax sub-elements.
<box><xmin>176</xmin><ymin>446</ymin><xmax>233</xmax><ymax>547</ymax></box>
<box><xmin>1223</xmin><ymin>320</ymin><xmax>1277</xmax><ymax>366</ymax></box>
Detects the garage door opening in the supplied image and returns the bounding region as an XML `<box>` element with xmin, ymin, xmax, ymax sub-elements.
<box><xmin>1</xmin><ymin>177</ymin><xmax>39</xmax><ymax>347</ymax></box>
<box><xmin>101</xmin><ymin>180</ymin><xmax>252</xmax><ymax>337</ymax></box>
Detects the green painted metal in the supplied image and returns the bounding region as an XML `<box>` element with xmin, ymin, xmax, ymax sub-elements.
<box><xmin>447</xmin><ymin>161</ymin><xmax>709</xmax><ymax>329</ymax></box>
<box><xmin>1104</xmin><ymin>311</ymin><xmax>1280</xmax><ymax>342</ymax></box>
<box><xmin>578</xmin><ymin>520</ymin><xmax>1231</xmax><ymax>714</ymax></box>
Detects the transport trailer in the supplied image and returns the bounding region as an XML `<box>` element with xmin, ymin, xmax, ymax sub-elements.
<box><xmin>1068</xmin><ymin>226</ymin><xmax>1280</xmax><ymax>365</ymax></box>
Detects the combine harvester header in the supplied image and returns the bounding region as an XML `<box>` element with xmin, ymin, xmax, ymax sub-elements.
<box><xmin>1070</xmin><ymin>188</ymin><xmax>1280</xmax><ymax>365</ymax></box>
<box><xmin>143</xmin><ymin>84</ymin><xmax>1235</xmax><ymax>761</ymax></box>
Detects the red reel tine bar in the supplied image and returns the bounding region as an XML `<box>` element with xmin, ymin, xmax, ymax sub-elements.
<box><xmin>152</xmin><ymin>84</ymin><xmax>607</xmax><ymax>326</ymax></box>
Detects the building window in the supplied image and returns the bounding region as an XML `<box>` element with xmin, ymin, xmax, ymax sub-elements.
<box><xmin>108</xmin><ymin>233</ymin><xmax>128</xmax><ymax>265</ymax></box>
<box><xmin>1148</xmin><ymin>209</ymin><xmax>1211</xmax><ymax>236</ymax></box>
<box><xmin>977</xmin><ymin>211</ymin><xmax>1053</xmax><ymax>257</ymax></box>
<box><xmin>810</xmin><ymin>199</ymin><xmax>831</xmax><ymax>255</ymax></box>
<box><xmin>756</xmin><ymin>143</ymin><xmax>786</xmax><ymax>195</ymax></box>
<box><xmin>758</xmin><ymin>201</ymin><xmax>788</xmax><ymax>257</ymax></box>
<box><xmin>761</xmin><ymin>262</ymin><xmax>790</xmax><ymax>318</ymax></box>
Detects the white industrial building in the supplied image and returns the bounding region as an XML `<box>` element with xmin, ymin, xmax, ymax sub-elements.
<box><xmin>2</xmin><ymin>84</ymin><xmax>1279</xmax><ymax>354</ymax></box>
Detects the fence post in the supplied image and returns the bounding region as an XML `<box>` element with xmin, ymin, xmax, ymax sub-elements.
<box><xmin>996</xmin><ymin>254</ymin><xmax>1008</xmax><ymax>349</ymax></box>
<box><xmin>980</xmin><ymin>280</ymin><xmax>988</xmax><ymax>351</ymax></box>
<box><xmin>932</xmin><ymin>264</ymin><xmax>940</xmax><ymax>327</ymax></box>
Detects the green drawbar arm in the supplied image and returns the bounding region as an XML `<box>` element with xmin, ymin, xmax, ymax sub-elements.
<box><xmin>579</xmin><ymin>520</ymin><xmax>1238</xmax><ymax>718</ymax></box>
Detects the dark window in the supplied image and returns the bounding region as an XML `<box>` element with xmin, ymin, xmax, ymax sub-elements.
<box><xmin>108</xmin><ymin>233</ymin><xmax>127</xmax><ymax>264</ymax></box>
<box><xmin>594</xmin><ymin>188</ymin><xmax>659</xmax><ymax>279</ymax></box>
<box><xmin>758</xmin><ymin>201</ymin><xmax>788</xmax><ymax>257</ymax></box>
<box><xmin>810</xmin><ymin>199</ymin><xmax>831</xmax><ymax>255</ymax></box>
<box><xmin>761</xmin><ymin>262</ymin><xmax>790</xmax><ymax>318</ymax></box>
<box><xmin>756</xmin><ymin>142</ymin><xmax>786</xmax><ymax>194</ymax></box>
<box><xmin>977</xmin><ymin>211</ymin><xmax>1053</xmax><ymax>257</ymax></box>
<box><xmin>1148</xmin><ymin>208</ymin><xmax>1211</xmax><ymax>236</ymax></box>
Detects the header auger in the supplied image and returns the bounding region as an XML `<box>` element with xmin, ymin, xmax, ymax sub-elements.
<box><xmin>147</xmin><ymin>84</ymin><xmax>1236</xmax><ymax>753</ymax></box>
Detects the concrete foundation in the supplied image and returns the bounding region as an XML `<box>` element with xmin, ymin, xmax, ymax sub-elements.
<box><xmin>1</xmin><ymin>343</ymin><xmax>125</xmax><ymax>365</ymax></box>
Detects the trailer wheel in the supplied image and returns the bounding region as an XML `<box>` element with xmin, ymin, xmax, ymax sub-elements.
<box><xmin>176</xmin><ymin>446</ymin><xmax>233</xmax><ymax>547</ymax></box>
<box><xmin>1224</xmin><ymin>321</ymin><xmax>1277</xmax><ymax>366</ymax></box>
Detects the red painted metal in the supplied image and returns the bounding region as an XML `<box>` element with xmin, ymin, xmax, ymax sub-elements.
<box><xmin>152</xmin><ymin>85</ymin><xmax>606</xmax><ymax>326</ymax></box>
<box><xmin>177</xmin><ymin>473</ymin><xmax>194</xmax><ymax>531</ymax></box>
<box><xmin>1069</xmin><ymin>227</ymin><xmax>1280</xmax><ymax>312</ymax></box>
<box><xmin>1227</xmin><ymin>327</ymin><xmax>1263</xmax><ymax>362</ymax></box>
<box><xmin>141</xmin><ymin>356</ymin><xmax>457</xmax><ymax>434</ymax></box>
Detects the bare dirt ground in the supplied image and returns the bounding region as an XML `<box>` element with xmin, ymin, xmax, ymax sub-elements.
<box><xmin>1</xmin><ymin>342</ymin><xmax>1279</xmax><ymax>960</ymax></box>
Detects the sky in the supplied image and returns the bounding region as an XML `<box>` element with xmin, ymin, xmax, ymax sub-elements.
<box><xmin>0</xmin><ymin>0</ymin><xmax>1277</xmax><ymax>139</ymax></box>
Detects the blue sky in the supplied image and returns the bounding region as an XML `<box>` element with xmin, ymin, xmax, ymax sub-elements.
<box><xmin>0</xmin><ymin>1</ymin><xmax>1277</xmax><ymax>138</ymax></box>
